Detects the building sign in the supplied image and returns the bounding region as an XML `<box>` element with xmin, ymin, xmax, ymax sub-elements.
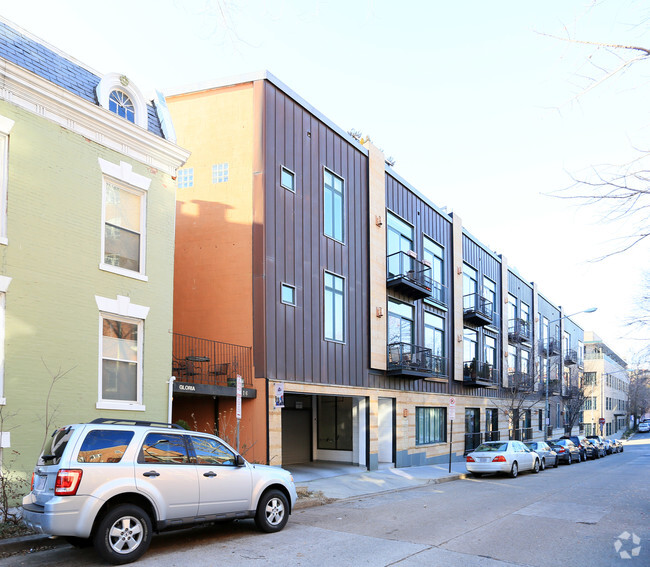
<box><xmin>173</xmin><ymin>381</ymin><xmax>256</xmax><ymax>398</ymax></box>
<box><xmin>274</xmin><ymin>382</ymin><xmax>285</xmax><ymax>409</ymax></box>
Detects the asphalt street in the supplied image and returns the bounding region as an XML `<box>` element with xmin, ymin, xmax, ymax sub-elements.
<box><xmin>2</xmin><ymin>434</ymin><xmax>648</xmax><ymax>566</ymax></box>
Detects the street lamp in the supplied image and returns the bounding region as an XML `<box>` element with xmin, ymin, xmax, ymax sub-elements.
<box><xmin>544</xmin><ymin>307</ymin><xmax>597</xmax><ymax>442</ymax></box>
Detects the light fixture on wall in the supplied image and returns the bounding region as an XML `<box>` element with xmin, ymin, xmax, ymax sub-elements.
<box><xmin>376</xmin><ymin>306</ymin><xmax>384</xmax><ymax>318</ymax></box>
<box><xmin>375</xmin><ymin>215</ymin><xmax>383</xmax><ymax>227</ymax></box>
<box><xmin>456</xmin><ymin>266</ymin><xmax>462</xmax><ymax>275</ymax></box>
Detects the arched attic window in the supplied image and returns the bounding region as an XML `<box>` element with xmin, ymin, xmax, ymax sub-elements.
<box><xmin>96</xmin><ymin>73</ymin><xmax>148</xmax><ymax>129</ymax></box>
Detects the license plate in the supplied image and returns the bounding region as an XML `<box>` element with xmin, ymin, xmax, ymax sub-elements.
<box><xmin>479</xmin><ymin>457</ymin><xmax>490</xmax><ymax>463</ymax></box>
<box><xmin>35</xmin><ymin>475</ymin><xmax>47</xmax><ymax>491</ymax></box>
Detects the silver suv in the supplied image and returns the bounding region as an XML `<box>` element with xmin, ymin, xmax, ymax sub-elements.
<box><xmin>22</xmin><ymin>419</ymin><xmax>297</xmax><ymax>564</ymax></box>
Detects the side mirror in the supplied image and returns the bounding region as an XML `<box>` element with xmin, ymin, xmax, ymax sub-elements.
<box><xmin>235</xmin><ymin>454</ymin><xmax>246</xmax><ymax>467</ymax></box>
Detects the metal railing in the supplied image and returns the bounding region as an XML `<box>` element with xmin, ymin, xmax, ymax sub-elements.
<box><xmin>388</xmin><ymin>342</ymin><xmax>433</xmax><ymax>374</ymax></box>
<box><xmin>508</xmin><ymin>318</ymin><xmax>531</xmax><ymax>343</ymax></box>
<box><xmin>464</xmin><ymin>430</ymin><xmax>502</xmax><ymax>453</ymax></box>
<box><xmin>509</xmin><ymin>428</ymin><xmax>533</xmax><ymax>441</ymax></box>
<box><xmin>564</xmin><ymin>349</ymin><xmax>578</xmax><ymax>365</ymax></box>
<box><xmin>172</xmin><ymin>333</ymin><xmax>253</xmax><ymax>387</ymax></box>
<box><xmin>507</xmin><ymin>371</ymin><xmax>534</xmax><ymax>391</ymax></box>
<box><xmin>463</xmin><ymin>293</ymin><xmax>494</xmax><ymax>322</ymax></box>
<box><xmin>386</xmin><ymin>251</ymin><xmax>432</xmax><ymax>292</ymax></box>
<box><xmin>429</xmin><ymin>280</ymin><xmax>447</xmax><ymax>306</ymax></box>
<box><xmin>463</xmin><ymin>360</ymin><xmax>498</xmax><ymax>386</ymax></box>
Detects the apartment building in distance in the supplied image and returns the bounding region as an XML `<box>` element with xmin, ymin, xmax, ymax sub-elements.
<box><xmin>0</xmin><ymin>18</ymin><xmax>189</xmax><ymax>476</ymax></box>
<box><xmin>583</xmin><ymin>331</ymin><xmax>629</xmax><ymax>436</ymax></box>
<box><xmin>166</xmin><ymin>71</ymin><xmax>591</xmax><ymax>470</ymax></box>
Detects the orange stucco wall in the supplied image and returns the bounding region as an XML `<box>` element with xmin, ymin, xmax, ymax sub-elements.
<box><xmin>168</xmin><ymin>82</ymin><xmax>268</xmax><ymax>464</ymax></box>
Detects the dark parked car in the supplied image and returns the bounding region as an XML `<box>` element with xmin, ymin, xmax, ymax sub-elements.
<box><xmin>548</xmin><ymin>439</ymin><xmax>582</xmax><ymax>464</ymax></box>
<box><xmin>560</xmin><ymin>435</ymin><xmax>590</xmax><ymax>461</ymax></box>
<box><xmin>583</xmin><ymin>438</ymin><xmax>605</xmax><ymax>459</ymax></box>
<box><xmin>586</xmin><ymin>435</ymin><xmax>608</xmax><ymax>457</ymax></box>
<box><xmin>525</xmin><ymin>441</ymin><xmax>559</xmax><ymax>470</ymax></box>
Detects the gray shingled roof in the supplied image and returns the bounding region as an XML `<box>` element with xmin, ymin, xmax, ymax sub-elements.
<box><xmin>0</xmin><ymin>20</ymin><xmax>163</xmax><ymax>138</ymax></box>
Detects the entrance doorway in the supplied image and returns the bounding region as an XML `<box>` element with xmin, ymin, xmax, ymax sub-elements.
<box><xmin>465</xmin><ymin>407</ymin><xmax>481</xmax><ymax>453</ymax></box>
<box><xmin>378</xmin><ymin>398</ymin><xmax>394</xmax><ymax>466</ymax></box>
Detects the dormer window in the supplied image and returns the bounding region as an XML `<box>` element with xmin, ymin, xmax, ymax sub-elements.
<box><xmin>109</xmin><ymin>90</ymin><xmax>135</xmax><ymax>123</ymax></box>
<box><xmin>96</xmin><ymin>73</ymin><xmax>148</xmax><ymax>129</ymax></box>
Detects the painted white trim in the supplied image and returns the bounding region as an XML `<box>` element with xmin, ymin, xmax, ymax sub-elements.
<box><xmin>0</xmin><ymin>277</ymin><xmax>9</xmax><ymax>294</ymax></box>
<box><xmin>0</xmin><ymin>128</ymin><xmax>8</xmax><ymax>243</ymax></box>
<box><xmin>98</xmin><ymin>158</ymin><xmax>151</xmax><ymax>191</ymax></box>
<box><xmin>99</xmin><ymin>263</ymin><xmax>149</xmax><ymax>282</ymax></box>
<box><xmin>0</xmin><ymin>286</ymin><xmax>8</xmax><ymax>403</ymax></box>
<box><xmin>96</xmin><ymin>401</ymin><xmax>146</xmax><ymax>412</ymax></box>
<box><xmin>0</xmin><ymin>59</ymin><xmax>189</xmax><ymax>174</ymax></box>
<box><xmin>95</xmin><ymin>295</ymin><xmax>150</xmax><ymax>319</ymax></box>
<box><xmin>0</xmin><ymin>116</ymin><xmax>15</xmax><ymax>135</ymax></box>
<box><xmin>96</xmin><ymin>73</ymin><xmax>148</xmax><ymax>129</ymax></box>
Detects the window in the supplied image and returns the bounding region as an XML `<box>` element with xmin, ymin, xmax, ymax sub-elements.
<box><xmin>324</xmin><ymin>169</ymin><xmax>344</xmax><ymax>242</ymax></box>
<box><xmin>324</xmin><ymin>272</ymin><xmax>345</xmax><ymax>342</ymax></box>
<box><xmin>485</xmin><ymin>335</ymin><xmax>497</xmax><ymax>371</ymax></box>
<box><xmin>538</xmin><ymin>409</ymin><xmax>543</xmax><ymax>431</ymax></box>
<box><xmin>508</xmin><ymin>344</ymin><xmax>518</xmax><ymax>374</ymax></box>
<box><xmin>190</xmin><ymin>436</ymin><xmax>236</xmax><ymax>465</ymax></box>
<box><xmin>424</xmin><ymin>312</ymin><xmax>444</xmax><ymax>361</ymax></box>
<box><xmin>318</xmin><ymin>396</ymin><xmax>352</xmax><ymax>451</ymax></box>
<box><xmin>212</xmin><ymin>163</ymin><xmax>229</xmax><ymax>183</ymax></box>
<box><xmin>521</xmin><ymin>302</ymin><xmax>529</xmax><ymax>324</ymax></box>
<box><xmin>486</xmin><ymin>408</ymin><xmax>499</xmax><ymax>435</ymax></box>
<box><xmin>583</xmin><ymin>372</ymin><xmax>597</xmax><ymax>386</ymax></box>
<box><xmin>578</xmin><ymin>340</ymin><xmax>584</xmax><ymax>365</ymax></box>
<box><xmin>563</xmin><ymin>331</ymin><xmax>570</xmax><ymax>352</ymax></box>
<box><xmin>177</xmin><ymin>168</ymin><xmax>194</xmax><ymax>188</ymax></box>
<box><xmin>483</xmin><ymin>277</ymin><xmax>496</xmax><ymax>315</ymax></box>
<box><xmin>423</xmin><ymin>236</ymin><xmax>445</xmax><ymax>304</ymax></box>
<box><xmin>99</xmin><ymin>159</ymin><xmax>150</xmax><ymax>280</ymax></box>
<box><xmin>280</xmin><ymin>166</ymin><xmax>295</xmax><ymax>192</ymax></box>
<box><xmin>463</xmin><ymin>264</ymin><xmax>478</xmax><ymax>298</ymax></box>
<box><xmin>507</xmin><ymin>294</ymin><xmax>517</xmax><ymax>322</ymax></box>
<box><xmin>0</xmin><ymin>276</ymin><xmax>9</xmax><ymax>404</ymax></box>
<box><xmin>96</xmin><ymin>294</ymin><xmax>149</xmax><ymax>411</ymax></box>
<box><xmin>463</xmin><ymin>328</ymin><xmax>478</xmax><ymax>363</ymax></box>
<box><xmin>103</xmin><ymin>180</ymin><xmax>144</xmax><ymax>272</ymax></box>
<box><xmin>521</xmin><ymin>349</ymin><xmax>530</xmax><ymax>376</ymax></box>
<box><xmin>77</xmin><ymin>430</ymin><xmax>134</xmax><ymax>463</ymax></box>
<box><xmin>387</xmin><ymin>212</ymin><xmax>414</xmax><ymax>278</ymax></box>
<box><xmin>416</xmin><ymin>407</ymin><xmax>446</xmax><ymax>445</ymax></box>
<box><xmin>389</xmin><ymin>300</ymin><xmax>414</xmax><ymax>346</ymax></box>
<box><xmin>109</xmin><ymin>90</ymin><xmax>135</xmax><ymax>123</ymax></box>
<box><xmin>0</xmin><ymin>115</ymin><xmax>13</xmax><ymax>245</ymax></box>
<box><xmin>556</xmin><ymin>402</ymin><xmax>562</xmax><ymax>428</ymax></box>
<box><xmin>281</xmin><ymin>283</ymin><xmax>296</xmax><ymax>306</ymax></box>
<box><xmin>140</xmin><ymin>433</ymin><xmax>190</xmax><ymax>464</ymax></box>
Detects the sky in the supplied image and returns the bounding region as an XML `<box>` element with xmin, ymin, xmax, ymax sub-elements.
<box><xmin>3</xmin><ymin>0</ymin><xmax>649</xmax><ymax>362</ymax></box>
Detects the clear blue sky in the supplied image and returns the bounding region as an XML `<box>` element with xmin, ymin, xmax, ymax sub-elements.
<box><xmin>4</xmin><ymin>0</ymin><xmax>649</xmax><ymax>361</ymax></box>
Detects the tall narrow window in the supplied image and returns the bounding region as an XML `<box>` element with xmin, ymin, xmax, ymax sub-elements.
<box><xmin>0</xmin><ymin>116</ymin><xmax>14</xmax><ymax>245</ymax></box>
<box><xmin>104</xmin><ymin>181</ymin><xmax>144</xmax><ymax>273</ymax></box>
<box><xmin>387</xmin><ymin>212</ymin><xmax>414</xmax><ymax>279</ymax></box>
<box><xmin>424</xmin><ymin>312</ymin><xmax>445</xmax><ymax>375</ymax></box>
<box><xmin>483</xmin><ymin>277</ymin><xmax>496</xmax><ymax>318</ymax></box>
<box><xmin>0</xmin><ymin>277</ymin><xmax>10</xmax><ymax>404</ymax></box>
<box><xmin>423</xmin><ymin>236</ymin><xmax>445</xmax><ymax>305</ymax></box>
<box><xmin>463</xmin><ymin>264</ymin><xmax>478</xmax><ymax>312</ymax></box>
<box><xmin>508</xmin><ymin>293</ymin><xmax>517</xmax><ymax>323</ymax></box>
<box><xmin>324</xmin><ymin>272</ymin><xmax>345</xmax><ymax>342</ymax></box>
<box><xmin>388</xmin><ymin>300</ymin><xmax>414</xmax><ymax>346</ymax></box>
<box><xmin>324</xmin><ymin>169</ymin><xmax>344</xmax><ymax>242</ymax></box>
<box><xmin>463</xmin><ymin>328</ymin><xmax>478</xmax><ymax>363</ymax></box>
<box><xmin>485</xmin><ymin>336</ymin><xmax>497</xmax><ymax>373</ymax></box>
<box><xmin>101</xmin><ymin>316</ymin><xmax>141</xmax><ymax>403</ymax></box>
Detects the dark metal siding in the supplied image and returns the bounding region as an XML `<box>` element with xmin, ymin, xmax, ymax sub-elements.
<box><xmin>262</xmin><ymin>82</ymin><xmax>370</xmax><ymax>387</ymax></box>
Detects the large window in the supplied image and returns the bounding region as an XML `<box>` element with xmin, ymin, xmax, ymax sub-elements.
<box><xmin>0</xmin><ymin>276</ymin><xmax>9</xmax><ymax>404</ymax></box>
<box><xmin>463</xmin><ymin>264</ymin><xmax>478</xmax><ymax>298</ymax></box>
<box><xmin>483</xmin><ymin>277</ymin><xmax>496</xmax><ymax>316</ymax></box>
<box><xmin>416</xmin><ymin>407</ymin><xmax>446</xmax><ymax>445</ymax></box>
<box><xmin>521</xmin><ymin>349</ymin><xmax>530</xmax><ymax>376</ymax></box>
<box><xmin>463</xmin><ymin>328</ymin><xmax>478</xmax><ymax>363</ymax></box>
<box><xmin>0</xmin><ymin>115</ymin><xmax>13</xmax><ymax>245</ymax></box>
<box><xmin>423</xmin><ymin>236</ymin><xmax>444</xmax><ymax>304</ymax></box>
<box><xmin>324</xmin><ymin>169</ymin><xmax>344</xmax><ymax>242</ymax></box>
<box><xmin>101</xmin><ymin>316</ymin><xmax>141</xmax><ymax>404</ymax></box>
<box><xmin>508</xmin><ymin>293</ymin><xmax>517</xmax><ymax>322</ymax></box>
<box><xmin>424</xmin><ymin>312</ymin><xmax>444</xmax><ymax>360</ymax></box>
<box><xmin>99</xmin><ymin>159</ymin><xmax>150</xmax><ymax>280</ymax></box>
<box><xmin>485</xmin><ymin>335</ymin><xmax>497</xmax><ymax>371</ymax></box>
<box><xmin>389</xmin><ymin>300</ymin><xmax>414</xmax><ymax>346</ymax></box>
<box><xmin>387</xmin><ymin>212</ymin><xmax>414</xmax><ymax>278</ymax></box>
<box><xmin>324</xmin><ymin>272</ymin><xmax>345</xmax><ymax>342</ymax></box>
<box><xmin>508</xmin><ymin>344</ymin><xmax>518</xmax><ymax>374</ymax></box>
<box><xmin>521</xmin><ymin>302</ymin><xmax>529</xmax><ymax>324</ymax></box>
<box><xmin>318</xmin><ymin>396</ymin><xmax>352</xmax><ymax>451</ymax></box>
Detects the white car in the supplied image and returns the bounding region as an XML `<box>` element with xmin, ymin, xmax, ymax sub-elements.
<box><xmin>638</xmin><ymin>421</ymin><xmax>650</xmax><ymax>433</ymax></box>
<box><xmin>466</xmin><ymin>440</ymin><xmax>540</xmax><ymax>478</ymax></box>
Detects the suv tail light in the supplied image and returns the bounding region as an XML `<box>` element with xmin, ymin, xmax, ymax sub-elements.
<box><xmin>492</xmin><ymin>456</ymin><xmax>506</xmax><ymax>462</ymax></box>
<box><xmin>55</xmin><ymin>469</ymin><xmax>83</xmax><ymax>496</ymax></box>
<box><xmin>466</xmin><ymin>455</ymin><xmax>475</xmax><ymax>462</ymax></box>
<box><xmin>30</xmin><ymin>473</ymin><xmax>34</xmax><ymax>491</ymax></box>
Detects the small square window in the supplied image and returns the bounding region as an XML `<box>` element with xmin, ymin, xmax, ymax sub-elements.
<box><xmin>281</xmin><ymin>166</ymin><xmax>295</xmax><ymax>192</ymax></box>
<box><xmin>212</xmin><ymin>163</ymin><xmax>229</xmax><ymax>183</ymax></box>
<box><xmin>178</xmin><ymin>168</ymin><xmax>194</xmax><ymax>188</ymax></box>
<box><xmin>281</xmin><ymin>283</ymin><xmax>296</xmax><ymax>306</ymax></box>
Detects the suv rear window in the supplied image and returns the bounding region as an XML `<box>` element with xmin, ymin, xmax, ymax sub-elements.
<box><xmin>39</xmin><ymin>426</ymin><xmax>75</xmax><ymax>466</ymax></box>
<box><xmin>77</xmin><ymin>430</ymin><xmax>134</xmax><ymax>463</ymax></box>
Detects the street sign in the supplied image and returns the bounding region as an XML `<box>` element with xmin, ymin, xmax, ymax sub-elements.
<box><xmin>449</xmin><ymin>397</ymin><xmax>456</xmax><ymax>420</ymax></box>
<box><xmin>236</xmin><ymin>375</ymin><xmax>243</xmax><ymax>419</ymax></box>
<box><xmin>599</xmin><ymin>417</ymin><xmax>606</xmax><ymax>425</ymax></box>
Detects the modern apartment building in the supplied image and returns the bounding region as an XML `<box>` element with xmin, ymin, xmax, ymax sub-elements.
<box><xmin>167</xmin><ymin>72</ymin><xmax>587</xmax><ymax>470</ymax></box>
<box><xmin>583</xmin><ymin>331</ymin><xmax>629</xmax><ymax>435</ymax></box>
<box><xmin>0</xmin><ymin>18</ymin><xmax>189</xmax><ymax>476</ymax></box>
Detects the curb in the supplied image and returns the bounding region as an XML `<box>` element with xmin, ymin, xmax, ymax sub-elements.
<box><xmin>0</xmin><ymin>533</ymin><xmax>67</xmax><ymax>556</ymax></box>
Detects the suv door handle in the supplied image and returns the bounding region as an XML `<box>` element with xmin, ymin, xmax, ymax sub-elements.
<box><xmin>203</xmin><ymin>471</ymin><xmax>217</xmax><ymax>478</ymax></box>
<box><xmin>143</xmin><ymin>471</ymin><xmax>160</xmax><ymax>478</ymax></box>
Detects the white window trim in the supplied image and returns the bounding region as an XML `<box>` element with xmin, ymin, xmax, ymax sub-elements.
<box><xmin>0</xmin><ymin>276</ymin><xmax>11</xmax><ymax>405</ymax></box>
<box><xmin>96</xmin><ymin>73</ymin><xmax>148</xmax><ymax>129</ymax></box>
<box><xmin>280</xmin><ymin>165</ymin><xmax>296</xmax><ymax>192</ymax></box>
<box><xmin>95</xmin><ymin>295</ymin><xmax>149</xmax><ymax>411</ymax></box>
<box><xmin>98</xmin><ymin>158</ymin><xmax>150</xmax><ymax>281</ymax></box>
<box><xmin>0</xmin><ymin>116</ymin><xmax>15</xmax><ymax>247</ymax></box>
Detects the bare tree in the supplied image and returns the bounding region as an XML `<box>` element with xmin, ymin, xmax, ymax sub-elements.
<box><xmin>627</xmin><ymin>367</ymin><xmax>650</xmax><ymax>426</ymax></box>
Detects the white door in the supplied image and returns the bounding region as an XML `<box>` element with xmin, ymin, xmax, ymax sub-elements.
<box><xmin>378</xmin><ymin>398</ymin><xmax>394</xmax><ymax>464</ymax></box>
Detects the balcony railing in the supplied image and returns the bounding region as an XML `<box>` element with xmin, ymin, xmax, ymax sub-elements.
<box><xmin>463</xmin><ymin>360</ymin><xmax>498</xmax><ymax>387</ymax></box>
<box><xmin>548</xmin><ymin>337</ymin><xmax>561</xmax><ymax>356</ymax></box>
<box><xmin>508</xmin><ymin>318</ymin><xmax>531</xmax><ymax>343</ymax></box>
<box><xmin>172</xmin><ymin>333</ymin><xmax>254</xmax><ymax>390</ymax></box>
<box><xmin>564</xmin><ymin>349</ymin><xmax>578</xmax><ymax>366</ymax></box>
<box><xmin>429</xmin><ymin>280</ymin><xmax>447</xmax><ymax>307</ymax></box>
<box><xmin>509</xmin><ymin>428</ymin><xmax>533</xmax><ymax>441</ymax></box>
<box><xmin>387</xmin><ymin>342</ymin><xmax>434</xmax><ymax>378</ymax></box>
<box><xmin>507</xmin><ymin>371</ymin><xmax>535</xmax><ymax>391</ymax></box>
<box><xmin>547</xmin><ymin>379</ymin><xmax>560</xmax><ymax>394</ymax></box>
<box><xmin>463</xmin><ymin>293</ymin><xmax>493</xmax><ymax>326</ymax></box>
<box><xmin>464</xmin><ymin>430</ymin><xmax>501</xmax><ymax>454</ymax></box>
<box><xmin>386</xmin><ymin>251</ymin><xmax>433</xmax><ymax>300</ymax></box>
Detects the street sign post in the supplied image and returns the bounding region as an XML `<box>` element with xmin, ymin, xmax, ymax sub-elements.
<box><xmin>236</xmin><ymin>375</ymin><xmax>242</xmax><ymax>451</ymax></box>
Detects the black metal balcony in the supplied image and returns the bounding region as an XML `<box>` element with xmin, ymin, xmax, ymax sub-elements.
<box><xmin>547</xmin><ymin>379</ymin><xmax>560</xmax><ymax>394</ymax></box>
<box><xmin>463</xmin><ymin>360</ymin><xmax>498</xmax><ymax>387</ymax></box>
<box><xmin>548</xmin><ymin>337</ymin><xmax>561</xmax><ymax>356</ymax></box>
<box><xmin>387</xmin><ymin>342</ymin><xmax>433</xmax><ymax>378</ymax></box>
<box><xmin>386</xmin><ymin>251</ymin><xmax>432</xmax><ymax>300</ymax></box>
<box><xmin>172</xmin><ymin>333</ymin><xmax>255</xmax><ymax>397</ymax></box>
<box><xmin>564</xmin><ymin>349</ymin><xmax>578</xmax><ymax>366</ymax></box>
<box><xmin>562</xmin><ymin>385</ymin><xmax>581</xmax><ymax>399</ymax></box>
<box><xmin>508</xmin><ymin>318</ymin><xmax>531</xmax><ymax>344</ymax></box>
<box><xmin>428</xmin><ymin>281</ymin><xmax>447</xmax><ymax>307</ymax></box>
<box><xmin>509</xmin><ymin>428</ymin><xmax>533</xmax><ymax>441</ymax></box>
<box><xmin>507</xmin><ymin>371</ymin><xmax>535</xmax><ymax>391</ymax></box>
<box><xmin>463</xmin><ymin>293</ymin><xmax>493</xmax><ymax>326</ymax></box>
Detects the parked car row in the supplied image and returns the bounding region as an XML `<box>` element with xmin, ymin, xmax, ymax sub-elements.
<box><xmin>465</xmin><ymin>434</ymin><xmax>624</xmax><ymax>479</ymax></box>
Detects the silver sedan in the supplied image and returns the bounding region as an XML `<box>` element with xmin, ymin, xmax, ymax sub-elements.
<box><xmin>466</xmin><ymin>440</ymin><xmax>540</xmax><ymax>478</ymax></box>
<box><xmin>525</xmin><ymin>441</ymin><xmax>559</xmax><ymax>470</ymax></box>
